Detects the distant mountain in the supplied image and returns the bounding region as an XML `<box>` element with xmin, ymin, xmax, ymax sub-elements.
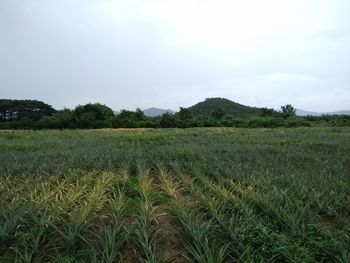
<box><xmin>188</xmin><ymin>98</ymin><xmax>263</xmax><ymax>116</ymax></box>
<box><xmin>296</xmin><ymin>109</ymin><xmax>321</xmax><ymax>116</ymax></box>
<box><xmin>296</xmin><ymin>109</ymin><xmax>350</xmax><ymax>116</ymax></box>
<box><xmin>143</xmin><ymin>107</ymin><xmax>175</xmax><ymax>117</ymax></box>
<box><xmin>332</xmin><ymin>110</ymin><xmax>350</xmax><ymax>115</ymax></box>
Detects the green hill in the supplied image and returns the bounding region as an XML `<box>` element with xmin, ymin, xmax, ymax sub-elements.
<box><xmin>188</xmin><ymin>97</ymin><xmax>263</xmax><ymax>116</ymax></box>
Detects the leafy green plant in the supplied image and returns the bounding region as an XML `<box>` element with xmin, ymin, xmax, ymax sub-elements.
<box><xmin>1</xmin><ymin>127</ymin><xmax>350</xmax><ymax>262</ymax></box>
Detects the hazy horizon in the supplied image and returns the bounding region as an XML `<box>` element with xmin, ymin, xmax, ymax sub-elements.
<box><xmin>1</xmin><ymin>0</ymin><xmax>349</xmax><ymax>112</ymax></box>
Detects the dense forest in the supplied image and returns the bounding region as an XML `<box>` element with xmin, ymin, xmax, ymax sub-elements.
<box><xmin>0</xmin><ymin>98</ymin><xmax>349</xmax><ymax>129</ymax></box>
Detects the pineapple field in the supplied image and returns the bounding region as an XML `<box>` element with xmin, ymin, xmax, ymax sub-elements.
<box><xmin>0</xmin><ymin>128</ymin><xmax>349</xmax><ymax>262</ymax></box>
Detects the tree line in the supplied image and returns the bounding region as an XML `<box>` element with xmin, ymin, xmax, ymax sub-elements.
<box><xmin>0</xmin><ymin>99</ymin><xmax>349</xmax><ymax>129</ymax></box>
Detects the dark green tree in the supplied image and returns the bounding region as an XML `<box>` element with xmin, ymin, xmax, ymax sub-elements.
<box><xmin>160</xmin><ymin>113</ymin><xmax>176</xmax><ymax>128</ymax></box>
<box><xmin>135</xmin><ymin>108</ymin><xmax>145</xmax><ymax>121</ymax></box>
<box><xmin>178</xmin><ymin>107</ymin><xmax>193</xmax><ymax>128</ymax></box>
<box><xmin>74</xmin><ymin>103</ymin><xmax>114</xmax><ymax>128</ymax></box>
<box><xmin>261</xmin><ymin>107</ymin><xmax>275</xmax><ymax>117</ymax></box>
<box><xmin>114</xmin><ymin>109</ymin><xmax>148</xmax><ymax>128</ymax></box>
<box><xmin>281</xmin><ymin>104</ymin><xmax>296</xmax><ymax>118</ymax></box>
<box><xmin>0</xmin><ymin>99</ymin><xmax>55</xmax><ymax>122</ymax></box>
<box><xmin>36</xmin><ymin>109</ymin><xmax>75</xmax><ymax>129</ymax></box>
<box><xmin>75</xmin><ymin>103</ymin><xmax>114</xmax><ymax>120</ymax></box>
<box><xmin>178</xmin><ymin>107</ymin><xmax>192</xmax><ymax>120</ymax></box>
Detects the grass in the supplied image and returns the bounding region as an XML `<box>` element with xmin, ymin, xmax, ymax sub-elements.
<box><xmin>0</xmin><ymin>127</ymin><xmax>349</xmax><ymax>262</ymax></box>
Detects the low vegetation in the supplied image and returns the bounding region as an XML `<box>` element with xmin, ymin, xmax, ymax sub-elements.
<box><xmin>0</xmin><ymin>127</ymin><xmax>349</xmax><ymax>262</ymax></box>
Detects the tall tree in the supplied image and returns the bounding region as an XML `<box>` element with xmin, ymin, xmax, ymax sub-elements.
<box><xmin>0</xmin><ymin>99</ymin><xmax>55</xmax><ymax>122</ymax></box>
<box><xmin>281</xmin><ymin>104</ymin><xmax>296</xmax><ymax>118</ymax></box>
<box><xmin>74</xmin><ymin>103</ymin><xmax>114</xmax><ymax>128</ymax></box>
<box><xmin>178</xmin><ymin>107</ymin><xmax>192</xmax><ymax>121</ymax></box>
<box><xmin>160</xmin><ymin>113</ymin><xmax>176</xmax><ymax>128</ymax></box>
<box><xmin>178</xmin><ymin>107</ymin><xmax>193</xmax><ymax>128</ymax></box>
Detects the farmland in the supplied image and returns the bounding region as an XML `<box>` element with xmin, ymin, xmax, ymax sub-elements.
<box><xmin>0</xmin><ymin>128</ymin><xmax>349</xmax><ymax>262</ymax></box>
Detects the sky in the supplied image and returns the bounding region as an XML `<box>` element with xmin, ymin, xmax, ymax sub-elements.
<box><xmin>0</xmin><ymin>0</ymin><xmax>349</xmax><ymax>112</ymax></box>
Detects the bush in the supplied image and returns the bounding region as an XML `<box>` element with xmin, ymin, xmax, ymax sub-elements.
<box><xmin>283</xmin><ymin>116</ymin><xmax>311</xmax><ymax>128</ymax></box>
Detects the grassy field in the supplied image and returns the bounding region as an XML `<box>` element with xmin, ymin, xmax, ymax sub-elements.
<box><xmin>0</xmin><ymin>127</ymin><xmax>349</xmax><ymax>262</ymax></box>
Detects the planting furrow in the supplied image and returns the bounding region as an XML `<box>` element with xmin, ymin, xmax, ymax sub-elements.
<box><xmin>160</xmin><ymin>166</ymin><xmax>230</xmax><ymax>263</ymax></box>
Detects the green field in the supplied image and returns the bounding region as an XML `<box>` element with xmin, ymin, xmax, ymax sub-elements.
<box><xmin>0</xmin><ymin>128</ymin><xmax>349</xmax><ymax>262</ymax></box>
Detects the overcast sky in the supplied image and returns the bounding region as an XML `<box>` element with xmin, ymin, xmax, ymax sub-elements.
<box><xmin>1</xmin><ymin>0</ymin><xmax>349</xmax><ymax>112</ymax></box>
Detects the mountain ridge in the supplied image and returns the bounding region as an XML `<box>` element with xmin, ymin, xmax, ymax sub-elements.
<box><xmin>132</xmin><ymin>98</ymin><xmax>350</xmax><ymax>117</ymax></box>
<box><xmin>143</xmin><ymin>107</ymin><xmax>175</xmax><ymax>117</ymax></box>
<box><xmin>188</xmin><ymin>97</ymin><xmax>264</xmax><ymax>116</ymax></box>
<box><xmin>296</xmin><ymin>109</ymin><xmax>350</xmax><ymax>116</ymax></box>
